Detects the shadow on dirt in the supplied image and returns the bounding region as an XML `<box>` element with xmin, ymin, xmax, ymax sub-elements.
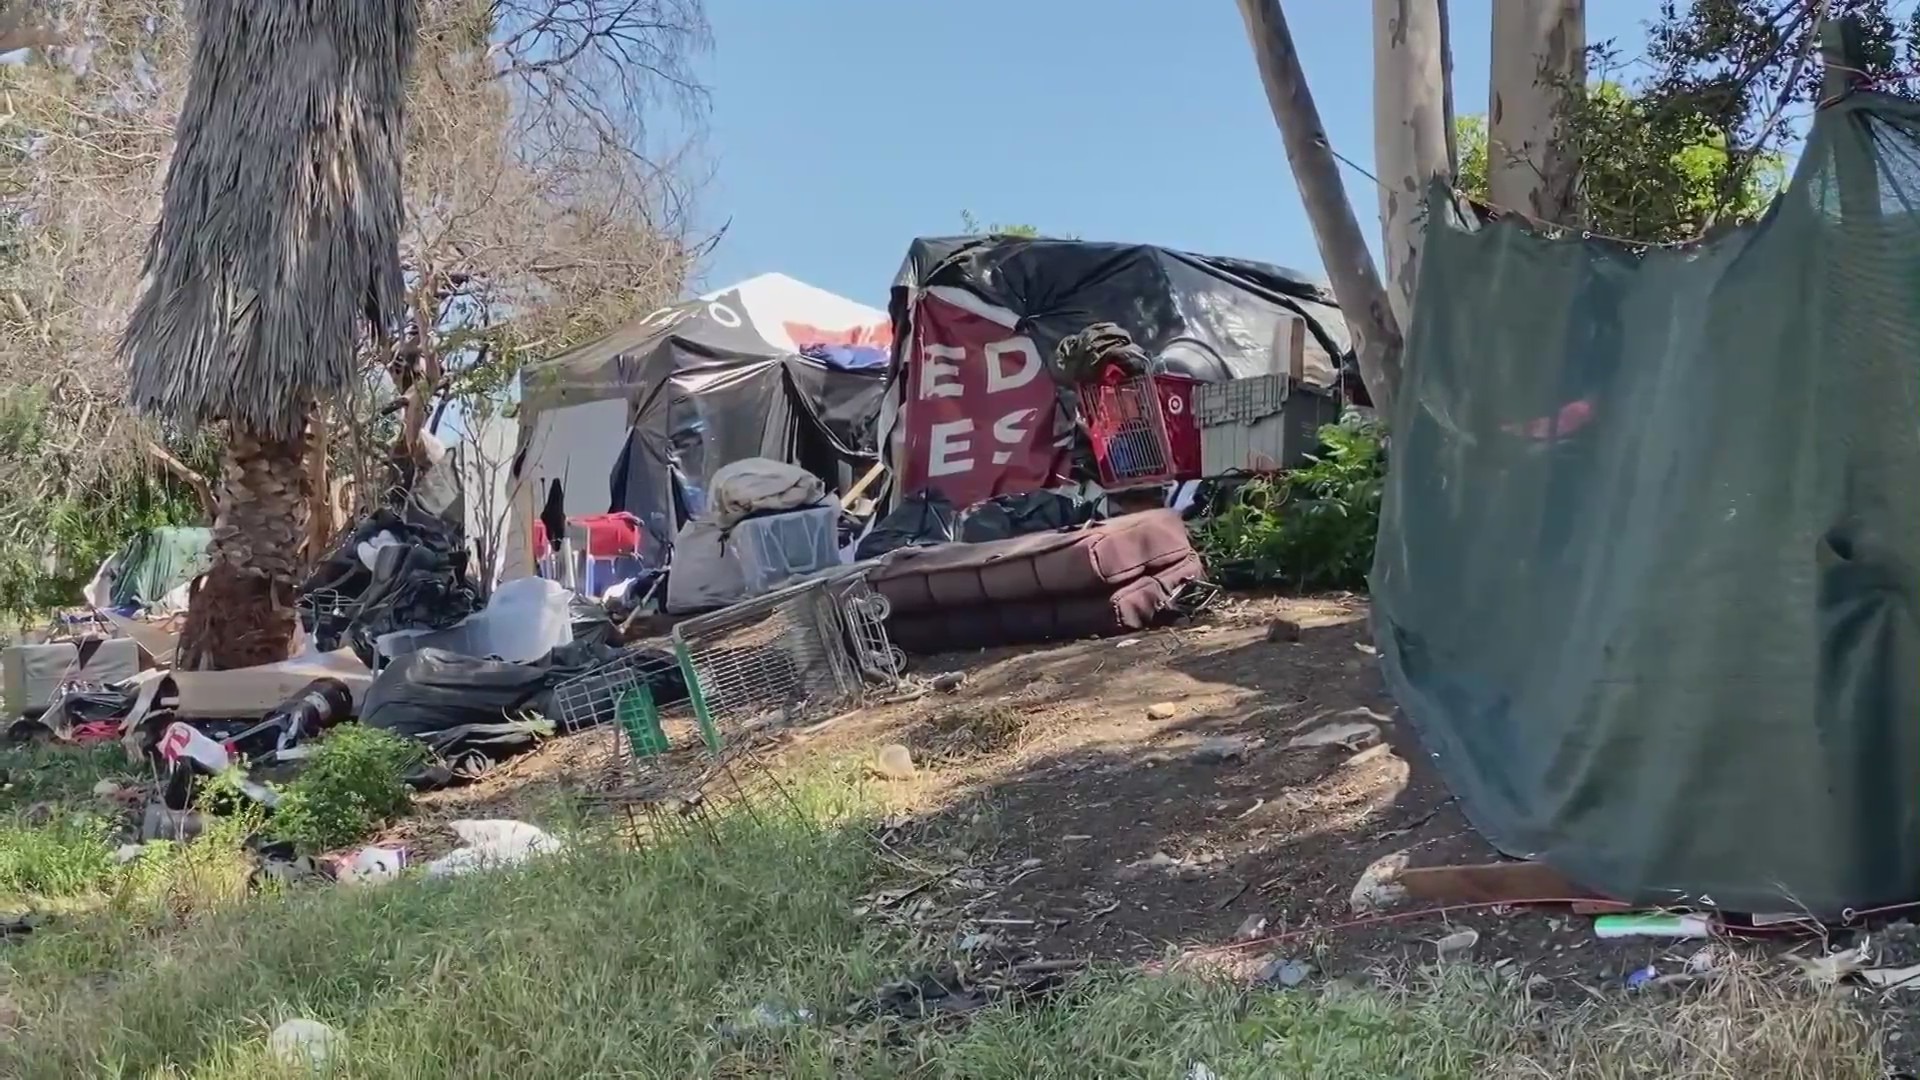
<box><xmin>869</xmin><ymin>614</ymin><xmax>1507</xmax><ymax>977</ymax></box>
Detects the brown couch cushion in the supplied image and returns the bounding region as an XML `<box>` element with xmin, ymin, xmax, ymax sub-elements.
<box><xmin>887</xmin><ymin>553</ymin><xmax>1204</xmax><ymax>654</ymax></box>
<box><xmin>872</xmin><ymin>509</ymin><xmax>1195</xmax><ymax>616</ymax></box>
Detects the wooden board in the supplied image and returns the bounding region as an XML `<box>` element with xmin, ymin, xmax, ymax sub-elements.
<box><xmin>1398</xmin><ymin>860</ymin><xmax>1617</xmax><ymax>907</ymax></box>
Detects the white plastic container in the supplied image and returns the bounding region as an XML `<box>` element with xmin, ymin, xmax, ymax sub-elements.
<box><xmin>375</xmin><ymin>576</ymin><xmax>574</xmax><ymax>667</ymax></box>
<box><xmin>728</xmin><ymin>502</ymin><xmax>843</xmax><ymax>596</ymax></box>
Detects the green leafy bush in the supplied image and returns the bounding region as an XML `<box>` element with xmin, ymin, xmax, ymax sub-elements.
<box><xmin>270</xmin><ymin>726</ymin><xmax>425</xmax><ymax>854</ymax></box>
<box><xmin>1196</xmin><ymin>414</ymin><xmax>1386</xmax><ymax>590</ymax></box>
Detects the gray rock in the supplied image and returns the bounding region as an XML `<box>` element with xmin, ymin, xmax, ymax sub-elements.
<box><xmin>1350</xmin><ymin>850</ymin><xmax>1411</xmax><ymax>914</ymax></box>
<box><xmin>1256</xmin><ymin>956</ymin><xmax>1313</xmax><ymax>988</ymax></box>
<box><xmin>1190</xmin><ymin>736</ymin><xmax>1254</xmax><ymax>764</ymax></box>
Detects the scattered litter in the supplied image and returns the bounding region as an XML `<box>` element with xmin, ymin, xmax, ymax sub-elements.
<box><xmin>269</xmin><ymin>1018</ymin><xmax>346</xmax><ymax>1070</ymax></box>
<box><xmin>957</xmin><ymin>932</ymin><xmax>1001</xmax><ymax>953</ymax></box>
<box><xmin>1188</xmin><ymin>1064</ymin><xmax>1221</xmax><ymax>1080</ymax></box>
<box><xmin>335</xmin><ymin>846</ymin><xmax>408</xmax><ymax>886</ymax></box>
<box><xmin>1685</xmin><ymin>946</ymin><xmax>1720</xmax><ymax>974</ymax></box>
<box><xmin>1115</xmin><ymin>637</ymin><xmax>1142</xmax><ymax>648</ymax></box>
<box><xmin>1794</xmin><ymin>942</ymin><xmax>1871</xmax><ymax>987</ymax></box>
<box><xmin>1353</xmin><ymin>642</ymin><xmax>1378</xmax><ymax>656</ymax></box>
<box><xmin>1593</xmin><ymin>913</ymin><xmax>1712</xmax><ymax>940</ymax></box>
<box><xmin>1350</xmin><ymin>850</ymin><xmax>1410</xmax><ymax>914</ymax></box>
<box><xmin>850</xmin><ymin>957</ymin><xmax>1081</xmax><ymax>1023</ymax></box>
<box><xmin>1266</xmin><ymin>618</ymin><xmax>1302</xmax><ymax>643</ymax></box>
<box><xmin>1859</xmin><ymin>964</ymin><xmax>1920</xmax><ymax>991</ymax></box>
<box><xmin>1624</xmin><ymin>965</ymin><xmax>1658</xmax><ymax>991</ymax></box>
<box><xmin>1145</xmin><ymin>702</ymin><xmax>1179</xmax><ymax>720</ymax></box>
<box><xmin>1255</xmin><ymin>955</ymin><xmax>1313</xmax><ymax>988</ymax></box>
<box><xmin>1285</xmin><ymin>720</ymin><xmax>1380</xmax><ymax>751</ymax></box>
<box><xmin>1120</xmin><ymin>852</ymin><xmax>1184</xmax><ymax>880</ymax></box>
<box><xmin>1435</xmin><ymin>928</ymin><xmax>1479</xmax><ymax>961</ymax></box>
<box><xmin>113</xmin><ymin>843</ymin><xmax>147</xmax><ymax>865</ymax></box>
<box><xmin>425</xmin><ymin>820</ymin><xmax>564</xmax><ymax>878</ymax></box>
<box><xmin>139</xmin><ymin>803</ymin><xmax>204</xmax><ymax>843</ymax></box>
<box><xmin>873</xmin><ymin>743</ymin><xmax>917</xmax><ymax>780</ymax></box>
<box><xmin>91</xmin><ymin>779</ymin><xmax>122</xmax><ymax>798</ymax></box>
<box><xmin>715</xmin><ymin>1001</ymin><xmax>814</xmax><ymax>1038</ymax></box>
<box><xmin>930</xmin><ymin>672</ymin><xmax>967</xmax><ymax>692</ymax></box>
<box><xmin>1234</xmin><ymin>913</ymin><xmax>1268</xmax><ymax>941</ymax></box>
<box><xmin>1189</xmin><ymin>736</ymin><xmax>1254</xmax><ymax>764</ymax></box>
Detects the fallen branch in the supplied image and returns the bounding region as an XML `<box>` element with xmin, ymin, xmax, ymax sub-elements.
<box><xmin>143</xmin><ymin>440</ymin><xmax>217</xmax><ymax>524</ymax></box>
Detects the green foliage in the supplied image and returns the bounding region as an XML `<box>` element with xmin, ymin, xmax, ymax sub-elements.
<box><xmin>0</xmin><ymin>390</ymin><xmax>214</xmax><ymax>622</ymax></box>
<box><xmin>958</xmin><ymin>209</ymin><xmax>1040</xmax><ymax>237</ymax></box>
<box><xmin>1645</xmin><ymin>0</ymin><xmax>1920</xmax><ymax>147</ymax></box>
<box><xmin>1455</xmin><ymin>82</ymin><xmax>1783</xmax><ymax>243</ymax></box>
<box><xmin>1197</xmin><ymin>415</ymin><xmax>1386</xmax><ymax>591</ymax></box>
<box><xmin>0</xmin><ymin>816</ymin><xmax>118</xmax><ymax>899</ymax></box>
<box><xmin>270</xmin><ymin>727</ymin><xmax>425</xmax><ymax>854</ymax></box>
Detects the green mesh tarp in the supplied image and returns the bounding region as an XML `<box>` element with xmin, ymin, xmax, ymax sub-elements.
<box><xmin>1373</xmin><ymin>93</ymin><xmax>1920</xmax><ymax>917</ymax></box>
<box><xmin>109</xmin><ymin>526</ymin><xmax>212</xmax><ymax>609</ymax></box>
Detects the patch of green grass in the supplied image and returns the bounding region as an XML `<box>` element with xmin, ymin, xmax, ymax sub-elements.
<box><xmin>0</xmin><ymin>772</ymin><xmax>1887</xmax><ymax>1079</ymax></box>
<box><xmin>0</xmin><ymin>815</ymin><xmax>116</xmax><ymax>899</ymax></box>
<box><xmin>269</xmin><ymin>726</ymin><xmax>425</xmax><ymax>853</ymax></box>
<box><xmin>0</xmin><ymin>741</ymin><xmax>133</xmax><ymax>814</ymax></box>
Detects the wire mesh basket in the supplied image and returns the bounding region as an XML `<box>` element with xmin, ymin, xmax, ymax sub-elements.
<box><xmin>548</xmin><ymin>643</ymin><xmax>713</xmax><ymax>769</ymax></box>
<box><xmin>1081</xmin><ymin>374</ymin><xmax>1177</xmax><ymax>488</ymax></box>
<box><xmin>672</xmin><ymin>569</ymin><xmax>904</xmax><ymax>748</ymax></box>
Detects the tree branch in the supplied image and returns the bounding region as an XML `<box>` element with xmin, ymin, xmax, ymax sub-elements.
<box><xmin>144</xmin><ymin>440</ymin><xmax>218</xmax><ymax>524</ymax></box>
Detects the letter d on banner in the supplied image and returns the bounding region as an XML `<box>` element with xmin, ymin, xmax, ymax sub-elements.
<box><xmin>984</xmin><ymin>338</ymin><xmax>1041</xmax><ymax>394</ymax></box>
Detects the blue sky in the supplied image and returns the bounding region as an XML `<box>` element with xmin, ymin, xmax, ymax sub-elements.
<box><xmin>691</xmin><ymin>0</ymin><xmax>1668</xmax><ymax>304</ymax></box>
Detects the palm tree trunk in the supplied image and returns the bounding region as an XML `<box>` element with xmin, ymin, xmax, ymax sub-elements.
<box><xmin>176</xmin><ymin>425</ymin><xmax>311</xmax><ymax>671</ymax></box>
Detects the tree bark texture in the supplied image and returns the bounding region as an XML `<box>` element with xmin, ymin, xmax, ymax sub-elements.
<box><xmin>1488</xmin><ymin>0</ymin><xmax>1585</xmax><ymax>225</ymax></box>
<box><xmin>1235</xmin><ymin>0</ymin><xmax>1403</xmax><ymax>415</ymax></box>
<box><xmin>176</xmin><ymin>425</ymin><xmax>311</xmax><ymax>671</ymax></box>
<box><xmin>1372</xmin><ymin>0</ymin><xmax>1456</xmax><ymax>330</ymax></box>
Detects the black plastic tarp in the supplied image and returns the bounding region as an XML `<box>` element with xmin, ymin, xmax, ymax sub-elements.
<box><xmin>518</xmin><ymin>285</ymin><xmax>887</xmax><ymax>543</ymax></box>
<box><xmin>1373</xmin><ymin>93</ymin><xmax>1920</xmax><ymax>917</ymax></box>
<box><xmin>889</xmin><ymin>237</ymin><xmax>1358</xmax><ymax>391</ymax></box>
<box><xmin>360</xmin><ymin>643</ymin><xmax>689</xmax><ymax>759</ymax></box>
<box><xmin>884</xmin><ymin>237</ymin><xmax>1358</xmax><ymax>510</ymax></box>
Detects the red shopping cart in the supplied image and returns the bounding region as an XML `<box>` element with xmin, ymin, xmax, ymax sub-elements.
<box><xmin>1080</xmin><ymin>371</ymin><xmax>1178</xmax><ymax>489</ymax></box>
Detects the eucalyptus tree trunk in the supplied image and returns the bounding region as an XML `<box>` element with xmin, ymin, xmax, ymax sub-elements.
<box><xmin>1372</xmin><ymin>0</ymin><xmax>1456</xmax><ymax>330</ymax></box>
<box><xmin>1488</xmin><ymin>0</ymin><xmax>1585</xmax><ymax>225</ymax></box>
<box><xmin>1235</xmin><ymin>0</ymin><xmax>1403</xmax><ymax>415</ymax></box>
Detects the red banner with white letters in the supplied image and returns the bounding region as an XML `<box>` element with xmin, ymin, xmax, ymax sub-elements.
<box><xmin>897</xmin><ymin>290</ymin><xmax>1069</xmax><ymax>509</ymax></box>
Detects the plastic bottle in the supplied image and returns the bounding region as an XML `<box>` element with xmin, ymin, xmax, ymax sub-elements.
<box><xmin>263</xmin><ymin>678</ymin><xmax>355</xmax><ymax>749</ymax></box>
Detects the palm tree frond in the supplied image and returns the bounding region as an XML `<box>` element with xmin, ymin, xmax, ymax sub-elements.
<box><xmin>122</xmin><ymin>0</ymin><xmax>418</xmax><ymax>440</ymax></box>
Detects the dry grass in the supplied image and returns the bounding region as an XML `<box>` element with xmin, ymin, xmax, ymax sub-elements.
<box><xmin>907</xmin><ymin>704</ymin><xmax>1033</xmax><ymax>765</ymax></box>
<box><xmin>1494</xmin><ymin>956</ymin><xmax>1885</xmax><ymax>1079</ymax></box>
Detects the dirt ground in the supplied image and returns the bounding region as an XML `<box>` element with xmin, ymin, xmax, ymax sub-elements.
<box><xmin>408</xmin><ymin>594</ymin><xmax>1732</xmax><ymax>994</ymax></box>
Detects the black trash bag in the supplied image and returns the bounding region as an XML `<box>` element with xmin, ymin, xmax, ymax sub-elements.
<box><xmin>856</xmin><ymin>491</ymin><xmax>957</xmax><ymax>561</ymax></box>
<box><xmin>569</xmin><ymin>595</ymin><xmax>620</xmax><ymax>650</ymax></box>
<box><xmin>959</xmin><ymin>492</ymin><xmax>1100</xmax><ymax>543</ymax></box>
<box><xmin>299</xmin><ymin>505</ymin><xmax>481</xmax><ymax>660</ymax></box>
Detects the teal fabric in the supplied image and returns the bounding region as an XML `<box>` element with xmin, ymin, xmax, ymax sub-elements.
<box><xmin>110</xmin><ymin>526</ymin><xmax>213</xmax><ymax>609</ymax></box>
<box><xmin>1373</xmin><ymin>93</ymin><xmax>1920</xmax><ymax>916</ymax></box>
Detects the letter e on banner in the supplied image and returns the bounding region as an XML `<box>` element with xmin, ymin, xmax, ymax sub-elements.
<box><xmin>899</xmin><ymin>293</ymin><xmax>1068</xmax><ymax>506</ymax></box>
<box><xmin>919</xmin><ymin>344</ymin><xmax>964</xmax><ymax>399</ymax></box>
